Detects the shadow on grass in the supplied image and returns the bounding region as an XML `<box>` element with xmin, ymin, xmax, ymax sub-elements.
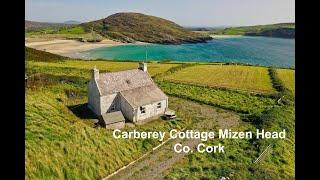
<box><xmin>67</xmin><ymin>103</ymin><xmax>98</xmax><ymax>120</ymax></box>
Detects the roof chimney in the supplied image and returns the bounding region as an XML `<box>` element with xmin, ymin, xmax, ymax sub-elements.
<box><xmin>139</xmin><ymin>62</ymin><xmax>147</xmax><ymax>72</ymax></box>
<box><xmin>92</xmin><ymin>65</ymin><xmax>99</xmax><ymax>79</ymax></box>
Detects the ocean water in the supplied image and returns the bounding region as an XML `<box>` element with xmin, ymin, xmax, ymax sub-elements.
<box><xmin>77</xmin><ymin>36</ymin><xmax>295</xmax><ymax>68</ymax></box>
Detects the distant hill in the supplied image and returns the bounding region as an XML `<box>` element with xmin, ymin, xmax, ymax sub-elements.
<box><xmin>186</xmin><ymin>27</ymin><xmax>210</xmax><ymax>31</ymax></box>
<box><xmin>245</xmin><ymin>28</ymin><xmax>295</xmax><ymax>39</ymax></box>
<box><xmin>211</xmin><ymin>23</ymin><xmax>295</xmax><ymax>38</ymax></box>
<box><xmin>25</xmin><ymin>20</ymin><xmax>74</xmax><ymax>31</ymax></box>
<box><xmin>80</xmin><ymin>13</ymin><xmax>212</xmax><ymax>44</ymax></box>
<box><xmin>25</xmin><ymin>46</ymin><xmax>68</xmax><ymax>62</ymax></box>
<box><xmin>185</xmin><ymin>26</ymin><xmax>226</xmax><ymax>31</ymax></box>
<box><xmin>64</xmin><ymin>20</ymin><xmax>82</xmax><ymax>25</ymax></box>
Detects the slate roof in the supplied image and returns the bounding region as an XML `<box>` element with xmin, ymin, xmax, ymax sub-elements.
<box><xmin>97</xmin><ymin>69</ymin><xmax>154</xmax><ymax>95</ymax></box>
<box><xmin>101</xmin><ymin>111</ymin><xmax>125</xmax><ymax>125</ymax></box>
<box><xmin>120</xmin><ymin>84</ymin><xmax>168</xmax><ymax>107</ymax></box>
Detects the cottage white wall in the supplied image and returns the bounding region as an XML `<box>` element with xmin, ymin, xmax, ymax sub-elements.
<box><xmin>88</xmin><ymin>78</ymin><xmax>101</xmax><ymax>115</ymax></box>
<box><xmin>136</xmin><ymin>99</ymin><xmax>167</xmax><ymax>121</ymax></box>
<box><xmin>120</xmin><ymin>95</ymin><xmax>134</xmax><ymax>122</ymax></box>
<box><xmin>100</xmin><ymin>93</ymin><xmax>120</xmax><ymax>114</ymax></box>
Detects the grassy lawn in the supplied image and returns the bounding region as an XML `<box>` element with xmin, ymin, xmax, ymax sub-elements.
<box><xmin>26</xmin><ymin>60</ymin><xmax>180</xmax><ymax>78</ymax></box>
<box><xmin>25</xmin><ymin>81</ymin><xmax>189</xmax><ymax>179</ymax></box>
<box><xmin>164</xmin><ymin>65</ymin><xmax>275</xmax><ymax>94</ymax></box>
<box><xmin>276</xmin><ymin>69</ymin><xmax>295</xmax><ymax>94</ymax></box>
<box><xmin>157</xmin><ymin>81</ymin><xmax>276</xmax><ymax>114</ymax></box>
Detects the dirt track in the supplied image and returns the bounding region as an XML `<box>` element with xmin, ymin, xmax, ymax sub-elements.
<box><xmin>108</xmin><ymin>97</ymin><xmax>240</xmax><ymax>180</ymax></box>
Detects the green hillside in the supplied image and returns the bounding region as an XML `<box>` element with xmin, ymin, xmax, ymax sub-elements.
<box><xmin>245</xmin><ymin>28</ymin><xmax>295</xmax><ymax>38</ymax></box>
<box><xmin>25</xmin><ymin>46</ymin><xmax>68</xmax><ymax>62</ymax></box>
<box><xmin>25</xmin><ymin>20</ymin><xmax>75</xmax><ymax>32</ymax></box>
<box><xmin>210</xmin><ymin>23</ymin><xmax>295</xmax><ymax>38</ymax></box>
<box><xmin>80</xmin><ymin>13</ymin><xmax>212</xmax><ymax>44</ymax></box>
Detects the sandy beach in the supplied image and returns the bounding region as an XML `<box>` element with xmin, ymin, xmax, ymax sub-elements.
<box><xmin>25</xmin><ymin>39</ymin><xmax>146</xmax><ymax>58</ymax></box>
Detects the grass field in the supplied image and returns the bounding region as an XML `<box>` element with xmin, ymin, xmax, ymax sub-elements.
<box><xmin>55</xmin><ymin>26</ymin><xmax>85</xmax><ymax>34</ymax></box>
<box><xmin>164</xmin><ymin>65</ymin><xmax>275</xmax><ymax>94</ymax></box>
<box><xmin>25</xmin><ymin>55</ymin><xmax>187</xmax><ymax>179</ymax></box>
<box><xmin>164</xmin><ymin>104</ymin><xmax>295</xmax><ymax>179</ymax></box>
<box><xmin>25</xmin><ymin>47</ymin><xmax>295</xmax><ymax>179</ymax></box>
<box><xmin>276</xmin><ymin>69</ymin><xmax>295</xmax><ymax>94</ymax></box>
<box><xmin>25</xmin><ymin>32</ymin><xmax>104</xmax><ymax>42</ymax></box>
<box><xmin>26</xmin><ymin>60</ymin><xmax>180</xmax><ymax>78</ymax></box>
<box><xmin>26</xmin><ymin>26</ymin><xmax>85</xmax><ymax>35</ymax></box>
<box><xmin>160</xmin><ymin>64</ymin><xmax>295</xmax><ymax>179</ymax></box>
<box><xmin>157</xmin><ymin>81</ymin><xmax>276</xmax><ymax>114</ymax></box>
<box><xmin>209</xmin><ymin>23</ymin><xmax>295</xmax><ymax>35</ymax></box>
<box><xmin>26</xmin><ymin>86</ymin><xmax>188</xmax><ymax>179</ymax></box>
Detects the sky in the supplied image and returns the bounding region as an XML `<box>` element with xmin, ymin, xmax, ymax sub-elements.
<box><xmin>25</xmin><ymin>0</ymin><xmax>295</xmax><ymax>27</ymax></box>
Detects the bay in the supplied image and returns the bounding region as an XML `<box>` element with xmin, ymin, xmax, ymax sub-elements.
<box><xmin>77</xmin><ymin>36</ymin><xmax>295</xmax><ymax>68</ymax></box>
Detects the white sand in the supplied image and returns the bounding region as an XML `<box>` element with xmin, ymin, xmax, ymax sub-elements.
<box><xmin>25</xmin><ymin>39</ymin><xmax>146</xmax><ymax>58</ymax></box>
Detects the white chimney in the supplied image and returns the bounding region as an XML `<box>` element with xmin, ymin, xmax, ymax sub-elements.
<box><xmin>92</xmin><ymin>65</ymin><xmax>99</xmax><ymax>79</ymax></box>
<box><xmin>139</xmin><ymin>62</ymin><xmax>147</xmax><ymax>72</ymax></box>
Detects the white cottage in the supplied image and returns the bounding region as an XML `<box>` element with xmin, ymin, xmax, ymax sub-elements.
<box><xmin>88</xmin><ymin>62</ymin><xmax>168</xmax><ymax>124</ymax></box>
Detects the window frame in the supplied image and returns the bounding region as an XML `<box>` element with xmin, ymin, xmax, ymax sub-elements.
<box><xmin>110</xmin><ymin>104</ymin><xmax>116</xmax><ymax>112</ymax></box>
<box><xmin>156</xmin><ymin>102</ymin><xmax>161</xmax><ymax>110</ymax></box>
<box><xmin>140</xmin><ymin>106</ymin><xmax>146</xmax><ymax>115</ymax></box>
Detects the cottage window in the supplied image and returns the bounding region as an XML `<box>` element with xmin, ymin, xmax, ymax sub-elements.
<box><xmin>140</xmin><ymin>106</ymin><xmax>146</xmax><ymax>115</ymax></box>
<box><xmin>157</xmin><ymin>102</ymin><xmax>161</xmax><ymax>110</ymax></box>
<box><xmin>110</xmin><ymin>104</ymin><xmax>115</xmax><ymax>112</ymax></box>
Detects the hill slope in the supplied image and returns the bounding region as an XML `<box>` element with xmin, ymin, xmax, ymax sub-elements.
<box><xmin>25</xmin><ymin>20</ymin><xmax>74</xmax><ymax>31</ymax></box>
<box><xmin>245</xmin><ymin>28</ymin><xmax>295</xmax><ymax>38</ymax></box>
<box><xmin>80</xmin><ymin>13</ymin><xmax>212</xmax><ymax>44</ymax></box>
<box><xmin>211</xmin><ymin>23</ymin><xmax>295</xmax><ymax>38</ymax></box>
<box><xmin>25</xmin><ymin>46</ymin><xmax>68</xmax><ymax>62</ymax></box>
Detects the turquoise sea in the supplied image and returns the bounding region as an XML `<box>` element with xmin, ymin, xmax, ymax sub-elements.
<box><xmin>77</xmin><ymin>36</ymin><xmax>295</xmax><ymax>68</ymax></box>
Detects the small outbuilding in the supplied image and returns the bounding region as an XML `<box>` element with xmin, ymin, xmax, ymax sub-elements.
<box><xmin>99</xmin><ymin>111</ymin><xmax>125</xmax><ymax>129</ymax></box>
